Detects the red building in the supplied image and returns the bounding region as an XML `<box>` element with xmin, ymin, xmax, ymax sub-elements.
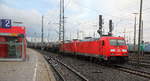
<box><xmin>0</xmin><ymin>26</ymin><xmax>26</xmax><ymax>61</ymax></box>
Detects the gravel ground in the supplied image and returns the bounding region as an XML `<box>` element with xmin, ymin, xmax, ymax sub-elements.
<box><xmin>38</xmin><ymin>50</ymin><xmax>150</xmax><ymax>81</ymax></box>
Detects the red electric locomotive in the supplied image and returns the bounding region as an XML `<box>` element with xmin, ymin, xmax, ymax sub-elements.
<box><xmin>59</xmin><ymin>36</ymin><xmax>128</xmax><ymax>62</ymax></box>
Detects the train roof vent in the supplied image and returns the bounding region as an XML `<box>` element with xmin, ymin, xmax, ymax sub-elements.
<box><xmin>80</xmin><ymin>37</ymin><xmax>99</xmax><ymax>42</ymax></box>
<box><xmin>84</xmin><ymin>37</ymin><xmax>92</xmax><ymax>39</ymax></box>
<box><xmin>73</xmin><ymin>39</ymin><xmax>79</xmax><ymax>41</ymax></box>
<box><xmin>64</xmin><ymin>40</ymin><xmax>71</xmax><ymax>43</ymax></box>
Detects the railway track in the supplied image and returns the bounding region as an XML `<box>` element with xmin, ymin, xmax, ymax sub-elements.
<box><xmin>44</xmin><ymin>55</ymin><xmax>89</xmax><ymax>81</ymax></box>
<box><xmin>129</xmin><ymin>60</ymin><xmax>150</xmax><ymax>64</ymax></box>
<box><xmin>128</xmin><ymin>60</ymin><xmax>150</xmax><ymax>68</ymax></box>
<box><xmin>113</xmin><ymin>64</ymin><xmax>150</xmax><ymax>79</ymax></box>
<box><xmin>37</xmin><ymin>50</ymin><xmax>150</xmax><ymax>81</ymax></box>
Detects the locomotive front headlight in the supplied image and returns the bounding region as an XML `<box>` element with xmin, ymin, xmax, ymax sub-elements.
<box><xmin>123</xmin><ymin>53</ymin><xmax>127</xmax><ymax>55</ymax></box>
<box><xmin>110</xmin><ymin>49</ymin><xmax>115</xmax><ymax>52</ymax></box>
<box><xmin>111</xmin><ymin>53</ymin><xmax>115</xmax><ymax>55</ymax></box>
<box><xmin>122</xmin><ymin>49</ymin><xmax>127</xmax><ymax>52</ymax></box>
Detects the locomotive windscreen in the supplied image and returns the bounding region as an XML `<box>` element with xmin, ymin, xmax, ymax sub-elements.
<box><xmin>110</xmin><ymin>39</ymin><xmax>126</xmax><ymax>46</ymax></box>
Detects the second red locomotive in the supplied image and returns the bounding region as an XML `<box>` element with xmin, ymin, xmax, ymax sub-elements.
<box><xmin>60</xmin><ymin>36</ymin><xmax>128</xmax><ymax>62</ymax></box>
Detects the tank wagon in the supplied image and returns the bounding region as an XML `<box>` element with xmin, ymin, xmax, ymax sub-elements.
<box><xmin>60</xmin><ymin>36</ymin><xmax>128</xmax><ymax>62</ymax></box>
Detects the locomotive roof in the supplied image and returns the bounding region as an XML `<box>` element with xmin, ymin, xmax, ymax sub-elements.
<box><xmin>63</xmin><ymin>36</ymin><xmax>125</xmax><ymax>43</ymax></box>
<box><xmin>101</xmin><ymin>36</ymin><xmax>125</xmax><ymax>40</ymax></box>
<box><xmin>80</xmin><ymin>38</ymin><xmax>99</xmax><ymax>42</ymax></box>
<box><xmin>79</xmin><ymin>36</ymin><xmax>124</xmax><ymax>42</ymax></box>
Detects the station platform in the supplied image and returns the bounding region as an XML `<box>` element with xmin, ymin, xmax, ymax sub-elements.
<box><xmin>0</xmin><ymin>48</ymin><xmax>56</xmax><ymax>81</ymax></box>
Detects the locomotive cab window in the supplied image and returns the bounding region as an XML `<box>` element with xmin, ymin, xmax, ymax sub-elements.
<box><xmin>110</xmin><ymin>39</ymin><xmax>126</xmax><ymax>46</ymax></box>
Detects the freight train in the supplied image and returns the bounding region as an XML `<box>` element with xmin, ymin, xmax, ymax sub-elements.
<box><xmin>28</xmin><ymin>36</ymin><xmax>129</xmax><ymax>63</ymax></box>
<box><xmin>28</xmin><ymin>42</ymin><xmax>60</xmax><ymax>52</ymax></box>
<box><xmin>59</xmin><ymin>36</ymin><xmax>128</xmax><ymax>62</ymax></box>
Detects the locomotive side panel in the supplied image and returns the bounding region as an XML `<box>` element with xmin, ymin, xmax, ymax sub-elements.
<box><xmin>60</xmin><ymin>36</ymin><xmax>128</xmax><ymax>62</ymax></box>
<box><xmin>84</xmin><ymin>41</ymin><xmax>100</xmax><ymax>56</ymax></box>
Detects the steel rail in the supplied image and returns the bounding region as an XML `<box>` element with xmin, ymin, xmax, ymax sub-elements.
<box><xmin>128</xmin><ymin>60</ymin><xmax>150</xmax><ymax>68</ymax></box>
<box><xmin>129</xmin><ymin>60</ymin><xmax>150</xmax><ymax>64</ymax></box>
<box><xmin>47</xmin><ymin>55</ymin><xmax>89</xmax><ymax>81</ymax></box>
<box><xmin>53</xmin><ymin>57</ymin><xmax>89</xmax><ymax>81</ymax></box>
<box><xmin>44</xmin><ymin>56</ymin><xmax>66</xmax><ymax>81</ymax></box>
<box><xmin>114</xmin><ymin>65</ymin><xmax>150</xmax><ymax>79</ymax></box>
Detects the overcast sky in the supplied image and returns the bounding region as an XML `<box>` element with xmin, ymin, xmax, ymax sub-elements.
<box><xmin>0</xmin><ymin>0</ymin><xmax>150</xmax><ymax>43</ymax></box>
